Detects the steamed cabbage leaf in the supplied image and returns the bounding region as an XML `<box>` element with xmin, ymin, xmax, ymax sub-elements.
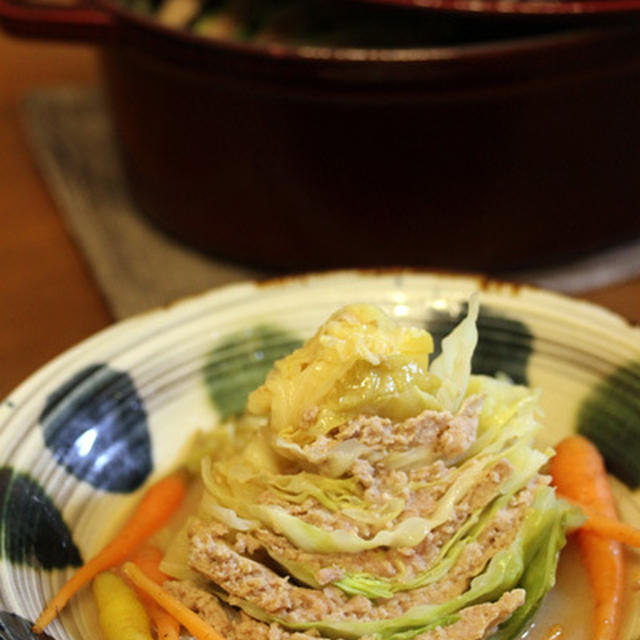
<box><xmin>209</xmin><ymin>486</ymin><xmax>576</xmax><ymax>640</ymax></box>
<box><xmin>430</xmin><ymin>294</ymin><xmax>479</xmax><ymax>411</ymax></box>
<box><xmin>168</xmin><ymin>299</ymin><xmax>576</xmax><ymax>640</ymax></box>
<box><xmin>247</xmin><ymin>304</ymin><xmax>440</xmax><ymax>447</ymax></box>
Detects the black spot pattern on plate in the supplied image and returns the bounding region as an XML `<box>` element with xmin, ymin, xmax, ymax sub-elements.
<box><xmin>39</xmin><ymin>364</ymin><xmax>152</xmax><ymax>493</ymax></box>
<box><xmin>204</xmin><ymin>326</ymin><xmax>303</xmax><ymax>420</ymax></box>
<box><xmin>0</xmin><ymin>612</ymin><xmax>55</xmax><ymax>640</ymax></box>
<box><xmin>577</xmin><ymin>360</ymin><xmax>640</xmax><ymax>489</ymax></box>
<box><xmin>426</xmin><ymin>304</ymin><xmax>533</xmax><ymax>385</ymax></box>
<box><xmin>0</xmin><ymin>467</ymin><xmax>81</xmax><ymax>569</ymax></box>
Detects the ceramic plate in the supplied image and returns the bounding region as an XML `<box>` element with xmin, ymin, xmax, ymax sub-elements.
<box><xmin>1</xmin><ymin>270</ymin><xmax>639</xmax><ymax>639</ymax></box>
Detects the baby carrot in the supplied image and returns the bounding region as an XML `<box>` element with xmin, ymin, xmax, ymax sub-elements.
<box><xmin>549</xmin><ymin>435</ymin><xmax>624</xmax><ymax>640</ymax></box>
<box><xmin>33</xmin><ymin>471</ymin><xmax>187</xmax><ymax>634</ymax></box>
<box><xmin>129</xmin><ymin>545</ymin><xmax>181</xmax><ymax>640</ymax></box>
<box><xmin>575</xmin><ymin>504</ymin><xmax>640</xmax><ymax>548</ymax></box>
<box><xmin>123</xmin><ymin>562</ymin><xmax>226</xmax><ymax>640</ymax></box>
<box><xmin>130</xmin><ymin>545</ymin><xmax>170</xmax><ymax>585</ymax></box>
<box><xmin>145</xmin><ymin>601</ymin><xmax>181</xmax><ymax>640</ymax></box>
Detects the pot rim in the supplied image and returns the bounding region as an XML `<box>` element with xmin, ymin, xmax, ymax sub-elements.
<box><xmin>102</xmin><ymin>0</ymin><xmax>640</xmax><ymax>64</ymax></box>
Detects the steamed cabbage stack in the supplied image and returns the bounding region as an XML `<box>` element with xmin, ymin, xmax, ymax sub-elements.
<box><xmin>163</xmin><ymin>300</ymin><xmax>576</xmax><ymax>640</ymax></box>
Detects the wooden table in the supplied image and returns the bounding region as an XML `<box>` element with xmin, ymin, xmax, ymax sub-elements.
<box><xmin>0</xmin><ymin>30</ymin><xmax>639</xmax><ymax>399</ymax></box>
<box><xmin>0</xmin><ymin>33</ymin><xmax>111</xmax><ymax>398</ymax></box>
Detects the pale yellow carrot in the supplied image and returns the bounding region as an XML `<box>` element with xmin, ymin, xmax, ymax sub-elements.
<box><xmin>93</xmin><ymin>571</ymin><xmax>153</xmax><ymax>640</ymax></box>
<box><xmin>33</xmin><ymin>471</ymin><xmax>187</xmax><ymax>634</ymax></box>
<box><xmin>130</xmin><ymin>545</ymin><xmax>181</xmax><ymax>640</ymax></box>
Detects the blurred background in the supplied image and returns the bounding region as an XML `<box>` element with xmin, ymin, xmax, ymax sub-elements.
<box><xmin>1</xmin><ymin>0</ymin><xmax>640</xmax><ymax>397</ymax></box>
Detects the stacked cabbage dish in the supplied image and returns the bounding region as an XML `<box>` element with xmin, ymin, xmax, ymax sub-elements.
<box><xmin>162</xmin><ymin>299</ymin><xmax>576</xmax><ymax>640</ymax></box>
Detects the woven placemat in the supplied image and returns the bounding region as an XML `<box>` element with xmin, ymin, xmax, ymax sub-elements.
<box><xmin>21</xmin><ymin>87</ymin><xmax>640</xmax><ymax>319</ymax></box>
<box><xmin>21</xmin><ymin>87</ymin><xmax>263</xmax><ymax>320</ymax></box>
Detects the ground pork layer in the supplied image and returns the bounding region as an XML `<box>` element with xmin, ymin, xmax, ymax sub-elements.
<box><xmin>186</xmin><ymin>480</ymin><xmax>540</xmax><ymax>624</ymax></box>
<box><xmin>164</xmin><ymin>580</ymin><xmax>525</xmax><ymax>640</ymax></box>
<box><xmin>198</xmin><ymin>457</ymin><xmax>514</xmax><ymax>587</ymax></box>
<box><xmin>296</xmin><ymin>395</ymin><xmax>483</xmax><ymax>466</ymax></box>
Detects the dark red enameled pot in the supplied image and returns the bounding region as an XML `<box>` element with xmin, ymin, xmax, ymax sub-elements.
<box><xmin>2</xmin><ymin>0</ymin><xmax>640</xmax><ymax>271</ymax></box>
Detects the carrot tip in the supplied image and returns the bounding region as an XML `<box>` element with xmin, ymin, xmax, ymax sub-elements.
<box><xmin>30</xmin><ymin>472</ymin><xmax>187</xmax><ymax>632</ymax></box>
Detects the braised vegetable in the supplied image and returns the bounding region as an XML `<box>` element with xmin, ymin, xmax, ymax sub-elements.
<box><xmin>549</xmin><ymin>435</ymin><xmax>625</xmax><ymax>640</ymax></box>
<box><xmin>130</xmin><ymin>545</ymin><xmax>181</xmax><ymax>640</ymax></box>
<box><xmin>123</xmin><ymin>562</ymin><xmax>226</xmax><ymax>640</ymax></box>
<box><xmin>577</xmin><ymin>505</ymin><xmax>640</xmax><ymax>547</ymax></box>
<box><xmin>33</xmin><ymin>471</ymin><xmax>187</xmax><ymax>633</ymax></box>
<box><xmin>168</xmin><ymin>301</ymin><xmax>577</xmax><ymax>640</ymax></box>
<box><xmin>93</xmin><ymin>571</ymin><xmax>153</xmax><ymax>640</ymax></box>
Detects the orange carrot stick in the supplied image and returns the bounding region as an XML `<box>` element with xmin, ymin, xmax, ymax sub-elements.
<box><xmin>143</xmin><ymin>597</ymin><xmax>181</xmax><ymax>640</ymax></box>
<box><xmin>549</xmin><ymin>435</ymin><xmax>625</xmax><ymax>640</ymax></box>
<box><xmin>573</xmin><ymin>504</ymin><xmax>640</xmax><ymax>548</ymax></box>
<box><xmin>130</xmin><ymin>545</ymin><xmax>172</xmax><ymax>585</ymax></box>
<box><xmin>129</xmin><ymin>545</ymin><xmax>181</xmax><ymax>640</ymax></box>
<box><xmin>122</xmin><ymin>562</ymin><xmax>226</xmax><ymax>640</ymax></box>
<box><xmin>33</xmin><ymin>471</ymin><xmax>187</xmax><ymax>634</ymax></box>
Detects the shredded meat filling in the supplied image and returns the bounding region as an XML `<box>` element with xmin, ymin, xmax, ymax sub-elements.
<box><xmin>164</xmin><ymin>580</ymin><xmax>329</xmax><ymax>640</ymax></box>
<box><xmin>252</xmin><ymin>453</ymin><xmax>511</xmax><ymax>542</ymax></box>
<box><xmin>186</xmin><ymin>480</ymin><xmax>537</xmax><ymax>625</ymax></box>
<box><xmin>165</xmin><ymin>580</ymin><xmax>524</xmax><ymax>640</ymax></box>
<box><xmin>299</xmin><ymin>395</ymin><xmax>483</xmax><ymax>465</ymax></box>
<box><xmin>227</xmin><ymin>458</ymin><xmax>513</xmax><ymax>585</ymax></box>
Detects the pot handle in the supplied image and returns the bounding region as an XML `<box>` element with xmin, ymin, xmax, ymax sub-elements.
<box><xmin>0</xmin><ymin>0</ymin><xmax>115</xmax><ymax>42</ymax></box>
